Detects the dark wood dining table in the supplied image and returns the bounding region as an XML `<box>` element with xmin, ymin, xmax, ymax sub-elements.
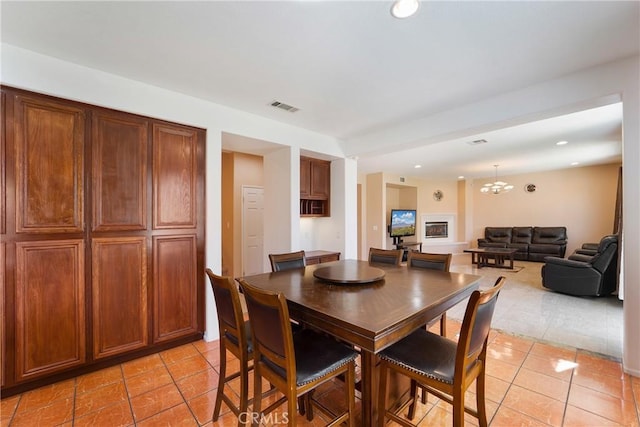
<box><xmin>239</xmin><ymin>259</ymin><xmax>482</xmax><ymax>425</ymax></box>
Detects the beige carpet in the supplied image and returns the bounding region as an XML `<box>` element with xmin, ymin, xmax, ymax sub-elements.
<box><xmin>447</xmin><ymin>254</ymin><xmax>623</xmax><ymax>358</ymax></box>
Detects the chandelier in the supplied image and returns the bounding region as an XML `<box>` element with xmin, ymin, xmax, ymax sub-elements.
<box><xmin>480</xmin><ymin>165</ymin><xmax>514</xmax><ymax>195</ymax></box>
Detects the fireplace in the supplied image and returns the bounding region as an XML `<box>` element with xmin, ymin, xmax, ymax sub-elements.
<box><xmin>422</xmin><ymin>214</ymin><xmax>455</xmax><ymax>244</ymax></box>
<box><xmin>425</xmin><ymin>221</ymin><xmax>448</xmax><ymax>239</ymax></box>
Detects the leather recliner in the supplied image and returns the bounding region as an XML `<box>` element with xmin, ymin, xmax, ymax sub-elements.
<box><xmin>541</xmin><ymin>235</ymin><xmax>618</xmax><ymax>296</ymax></box>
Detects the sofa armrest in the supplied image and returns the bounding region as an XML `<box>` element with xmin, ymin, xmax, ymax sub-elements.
<box><xmin>582</xmin><ymin>242</ymin><xmax>599</xmax><ymax>250</ymax></box>
<box><xmin>574</xmin><ymin>248</ymin><xmax>597</xmax><ymax>256</ymax></box>
<box><xmin>568</xmin><ymin>253</ymin><xmax>595</xmax><ymax>263</ymax></box>
<box><xmin>543</xmin><ymin>256</ymin><xmax>592</xmax><ymax>268</ymax></box>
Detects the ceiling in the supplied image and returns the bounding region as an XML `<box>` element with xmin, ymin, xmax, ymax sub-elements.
<box><xmin>2</xmin><ymin>1</ymin><xmax>637</xmax><ymax>180</ymax></box>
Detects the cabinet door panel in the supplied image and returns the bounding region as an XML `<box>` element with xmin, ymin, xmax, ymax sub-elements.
<box><xmin>153</xmin><ymin>235</ymin><xmax>197</xmax><ymax>343</ymax></box>
<box><xmin>310</xmin><ymin>160</ymin><xmax>330</xmax><ymax>200</ymax></box>
<box><xmin>15</xmin><ymin>240</ymin><xmax>85</xmax><ymax>381</ymax></box>
<box><xmin>15</xmin><ymin>96</ymin><xmax>84</xmax><ymax>233</ymax></box>
<box><xmin>300</xmin><ymin>157</ymin><xmax>310</xmax><ymax>198</ymax></box>
<box><xmin>92</xmin><ymin>237</ymin><xmax>147</xmax><ymax>359</ymax></box>
<box><xmin>153</xmin><ymin>124</ymin><xmax>197</xmax><ymax>229</ymax></box>
<box><xmin>92</xmin><ymin>112</ymin><xmax>148</xmax><ymax>231</ymax></box>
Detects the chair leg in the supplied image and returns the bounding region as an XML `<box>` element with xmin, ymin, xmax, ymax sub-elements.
<box><xmin>252</xmin><ymin>368</ymin><xmax>263</xmax><ymax>427</ymax></box>
<box><xmin>287</xmin><ymin>392</ymin><xmax>297</xmax><ymax>427</ymax></box>
<box><xmin>346</xmin><ymin>362</ymin><xmax>356</xmax><ymax>427</ymax></box>
<box><xmin>238</xmin><ymin>359</ymin><xmax>250</xmax><ymax>426</ymax></box>
<box><xmin>304</xmin><ymin>390</ymin><xmax>315</xmax><ymax>421</ymax></box>
<box><xmin>408</xmin><ymin>379</ymin><xmax>418</xmax><ymax>420</ymax></box>
<box><xmin>377</xmin><ymin>361</ymin><xmax>389</xmax><ymax>427</ymax></box>
<box><xmin>452</xmin><ymin>386</ymin><xmax>465</xmax><ymax>427</ymax></box>
<box><xmin>212</xmin><ymin>345</ymin><xmax>226</xmax><ymax>421</ymax></box>
<box><xmin>476</xmin><ymin>369</ymin><xmax>488</xmax><ymax>427</ymax></box>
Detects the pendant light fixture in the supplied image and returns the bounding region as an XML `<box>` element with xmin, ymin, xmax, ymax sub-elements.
<box><xmin>480</xmin><ymin>165</ymin><xmax>514</xmax><ymax>195</ymax></box>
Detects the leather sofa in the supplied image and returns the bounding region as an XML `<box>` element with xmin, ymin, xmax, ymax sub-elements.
<box><xmin>477</xmin><ymin>226</ymin><xmax>567</xmax><ymax>262</ymax></box>
<box><xmin>541</xmin><ymin>235</ymin><xmax>618</xmax><ymax>296</ymax></box>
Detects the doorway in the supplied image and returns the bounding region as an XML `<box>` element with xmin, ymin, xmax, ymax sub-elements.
<box><xmin>242</xmin><ymin>186</ymin><xmax>264</xmax><ymax>275</ymax></box>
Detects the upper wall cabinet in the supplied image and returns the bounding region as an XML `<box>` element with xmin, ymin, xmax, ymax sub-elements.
<box><xmin>300</xmin><ymin>156</ymin><xmax>330</xmax><ymax>217</ymax></box>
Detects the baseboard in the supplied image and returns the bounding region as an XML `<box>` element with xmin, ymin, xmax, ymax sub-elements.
<box><xmin>203</xmin><ymin>330</ymin><xmax>219</xmax><ymax>342</ymax></box>
<box><xmin>623</xmin><ymin>364</ymin><xmax>640</xmax><ymax>377</ymax></box>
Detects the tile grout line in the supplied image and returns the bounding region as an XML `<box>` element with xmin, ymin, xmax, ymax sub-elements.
<box><xmin>161</xmin><ymin>343</ymin><xmax>202</xmax><ymax>426</ymax></box>
<box><xmin>559</xmin><ymin>349</ymin><xmax>578</xmax><ymax>427</ymax></box>
<box><xmin>118</xmin><ymin>363</ymin><xmax>137</xmax><ymax>427</ymax></box>
<box><xmin>71</xmin><ymin>376</ymin><xmax>77</xmax><ymax>427</ymax></box>
<box><xmin>486</xmin><ymin>333</ymin><xmax>527</xmax><ymax>427</ymax></box>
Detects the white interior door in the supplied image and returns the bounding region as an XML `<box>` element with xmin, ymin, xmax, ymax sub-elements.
<box><xmin>242</xmin><ymin>186</ymin><xmax>264</xmax><ymax>275</ymax></box>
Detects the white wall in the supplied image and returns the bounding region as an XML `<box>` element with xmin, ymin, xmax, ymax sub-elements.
<box><xmin>0</xmin><ymin>43</ymin><xmax>346</xmax><ymax>342</ymax></box>
<box><xmin>299</xmin><ymin>159</ymin><xmax>358</xmax><ymax>259</ymax></box>
<box><xmin>263</xmin><ymin>147</ymin><xmax>299</xmax><ymax>269</ymax></box>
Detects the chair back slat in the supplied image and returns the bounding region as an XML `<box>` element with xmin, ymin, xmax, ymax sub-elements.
<box><xmin>269</xmin><ymin>250</ymin><xmax>306</xmax><ymax>272</ymax></box>
<box><xmin>407</xmin><ymin>252</ymin><xmax>452</xmax><ymax>272</ymax></box>
<box><xmin>369</xmin><ymin>248</ymin><xmax>403</xmax><ymax>265</ymax></box>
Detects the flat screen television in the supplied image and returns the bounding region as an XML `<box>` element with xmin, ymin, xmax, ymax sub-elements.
<box><xmin>389</xmin><ymin>209</ymin><xmax>417</xmax><ymax>238</ymax></box>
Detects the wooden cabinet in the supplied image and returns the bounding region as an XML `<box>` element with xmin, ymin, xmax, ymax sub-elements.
<box><xmin>300</xmin><ymin>156</ymin><xmax>330</xmax><ymax>217</ymax></box>
<box><xmin>1</xmin><ymin>86</ymin><xmax>205</xmax><ymax>395</ymax></box>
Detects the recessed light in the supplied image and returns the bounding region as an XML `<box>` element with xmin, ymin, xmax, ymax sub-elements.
<box><xmin>391</xmin><ymin>0</ymin><xmax>420</xmax><ymax>18</ymax></box>
<box><xmin>414</xmin><ymin>164</ymin><xmax>422</xmax><ymax>169</ymax></box>
<box><xmin>458</xmin><ymin>176</ymin><xmax>465</xmax><ymax>179</ymax></box>
<box><xmin>571</xmin><ymin>162</ymin><xmax>579</xmax><ymax>166</ymax></box>
<box><xmin>556</xmin><ymin>140</ymin><xmax>568</xmax><ymax>145</ymax></box>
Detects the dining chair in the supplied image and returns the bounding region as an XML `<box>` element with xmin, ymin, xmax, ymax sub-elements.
<box><xmin>377</xmin><ymin>276</ymin><xmax>507</xmax><ymax>427</ymax></box>
<box><xmin>406</xmin><ymin>251</ymin><xmax>453</xmax><ymax>336</ymax></box>
<box><xmin>269</xmin><ymin>250</ymin><xmax>306</xmax><ymax>272</ymax></box>
<box><xmin>238</xmin><ymin>278</ymin><xmax>358</xmax><ymax>427</ymax></box>
<box><xmin>205</xmin><ymin>269</ymin><xmax>255</xmax><ymax>426</ymax></box>
<box><xmin>368</xmin><ymin>247</ymin><xmax>403</xmax><ymax>265</ymax></box>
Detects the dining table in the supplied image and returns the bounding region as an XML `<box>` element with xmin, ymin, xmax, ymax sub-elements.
<box><xmin>239</xmin><ymin>259</ymin><xmax>482</xmax><ymax>425</ymax></box>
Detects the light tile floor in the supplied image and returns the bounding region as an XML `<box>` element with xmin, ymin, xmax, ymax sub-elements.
<box><xmin>1</xmin><ymin>257</ymin><xmax>636</xmax><ymax>426</ymax></box>
<box><xmin>448</xmin><ymin>255</ymin><xmax>624</xmax><ymax>358</ymax></box>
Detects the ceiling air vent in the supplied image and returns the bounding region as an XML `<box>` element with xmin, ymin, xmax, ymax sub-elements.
<box><xmin>467</xmin><ymin>139</ymin><xmax>488</xmax><ymax>146</ymax></box>
<box><xmin>270</xmin><ymin>101</ymin><xmax>299</xmax><ymax>113</ymax></box>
